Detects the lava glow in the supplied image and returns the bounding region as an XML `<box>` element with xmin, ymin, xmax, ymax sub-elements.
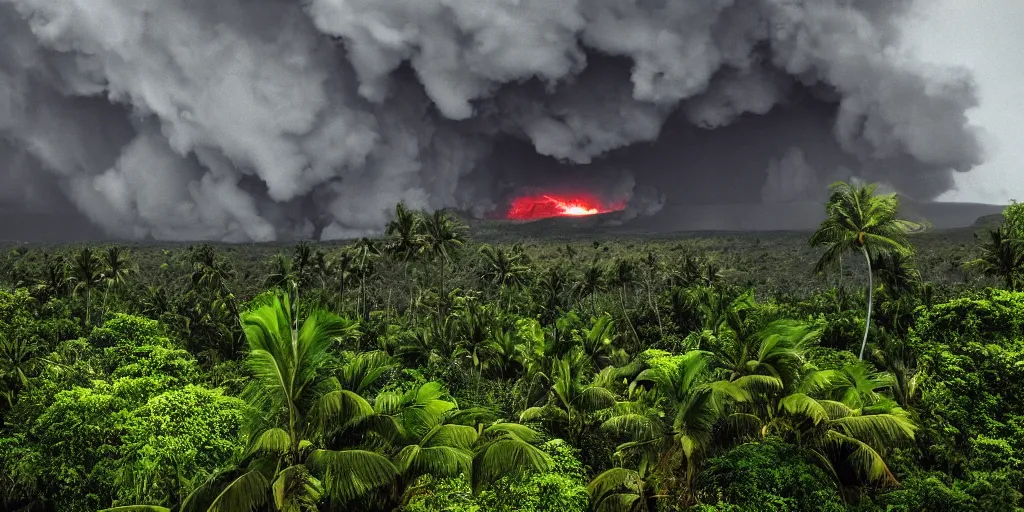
<box><xmin>507</xmin><ymin>193</ymin><xmax>625</xmax><ymax>220</ymax></box>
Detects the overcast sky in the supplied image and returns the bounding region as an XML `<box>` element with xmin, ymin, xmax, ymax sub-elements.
<box><xmin>904</xmin><ymin>0</ymin><xmax>1024</xmax><ymax>204</ymax></box>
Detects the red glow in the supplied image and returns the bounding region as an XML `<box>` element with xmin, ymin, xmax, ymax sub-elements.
<box><xmin>507</xmin><ymin>193</ymin><xmax>626</xmax><ymax>220</ymax></box>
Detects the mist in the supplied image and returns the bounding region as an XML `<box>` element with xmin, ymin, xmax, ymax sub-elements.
<box><xmin>0</xmin><ymin>0</ymin><xmax>984</xmax><ymax>241</ymax></box>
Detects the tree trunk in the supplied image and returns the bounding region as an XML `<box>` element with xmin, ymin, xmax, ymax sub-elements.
<box><xmin>620</xmin><ymin>285</ymin><xmax>640</xmax><ymax>345</ymax></box>
<box><xmin>646</xmin><ymin>279</ymin><xmax>664</xmax><ymax>338</ymax></box>
<box><xmin>85</xmin><ymin>287</ymin><xmax>92</xmax><ymax>327</ymax></box>
<box><xmin>859</xmin><ymin>247</ymin><xmax>873</xmax><ymax>361</ymax></box>
<box><xmin>438</xmin><ymin>257</ymin><xmax>445</xmax><ymax>320</ymax></box>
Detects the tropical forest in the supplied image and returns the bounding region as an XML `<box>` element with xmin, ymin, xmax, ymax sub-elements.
<box><xmin>1</xmin><ymin>182</ymin><xmax>1023</xmax><ymax>512</ymax></box>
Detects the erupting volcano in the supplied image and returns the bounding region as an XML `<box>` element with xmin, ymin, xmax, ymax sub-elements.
<box><xmin>507</xmin><ymin>194</ymin><xmax>626</xmax><ymax>221</ymax></box>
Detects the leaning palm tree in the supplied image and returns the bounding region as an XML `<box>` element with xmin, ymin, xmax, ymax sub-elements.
<box><xmin>809</xmin><ymin>181</ymin><xmax>914</xmax><ymax>360</ymax></box>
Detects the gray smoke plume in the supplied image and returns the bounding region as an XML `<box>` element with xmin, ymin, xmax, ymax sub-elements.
<box><xmin>0</xmin><ymin>0</ymin><xmax>983</xmax><ymax>241</ymax></box>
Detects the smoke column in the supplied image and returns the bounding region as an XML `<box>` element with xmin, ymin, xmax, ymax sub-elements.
<box><xmin>0</xmin><ymin>0</ymin><xmax>983</xmax><ymax>241</ymax></box>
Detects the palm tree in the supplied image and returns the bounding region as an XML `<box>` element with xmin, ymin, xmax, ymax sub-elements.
<box><xmin>189</xmin><ymin>244</ymin><xmax>235</xmax><ymax>296</ymax></box>
<box><xmin>520</xmin><ymin>351</ymin><xmax>617</xmax><ymax>446</ymax></box>
<box><xmin>607</xmin><ymin>258</ymin><xmax>640</xmax><ymax>344</ymax></box>
<box><xmin>809</xmin><ymin>181</ymin><xmax>914</xmax><ymax>360</ymax></box>
<box><xmin>718</xmin><ymin>320</ymin><xmax>819</xmax><ymax>394</ymax></box>
<box><xmin>39</xmin><ymin>253</ymin><xmax>69</xmax><ymax>300</ymax></box>
<box><xmin>419</xmin><ymin>210</ymin><xmax>468</xmax><ymax>318</ymax></box>
<box><xmin>577</xmin><ymin>313</ymin><xmax>620</xmax><ymax>370</ymax></box>
<box><xmin>641</xmin><ymin>252</ymin><xmax>665</xmax><ymax>337</ymax></box>
<box><xmin>263</xmin><ymin>253</ymin><xmax>296</xmax><ymax>292</ymax></box>
<box><xmin>67</xmin><ymin>247</ymin><xmax>103</xmax><ymax>326</ymax></box>
<box><xmin>602</xmin><ymin>351</ymin><xmax>749</xmax><ymax>497</ymax></box>
<box><xmin>384</xmin><ymin>202</ymin><xmax>424</xmax><ymax>263</ymax></box>
<box><xmin>573</xmin><ymin>258</ymin><xmax>605</xmax><ymax>316</ymax></box>
<box><xmin>870</xmin><ymin>332</ymin><xmax>919</xmax><ymax>408</ymax></box>
<box><xmin>455</xmin><ymin>301</ymin><xmax>497</xmax><ymax>400</ymax></box>
<box><xmin>0</xmin><ymin>335</ymin><xmax>42</xmax><ymax>409</ymax></box>
<box><xmin>352</xmin><ymin>238</ymin><xmax>381</xmax><ymax>321</ymax></box>
<box><xmin>588</xmin><ymin>464</ymin><xmax>659</xmax><ymax>512</ymax></box>
<box><xmin>100</xmin><ymin>246</ymin><xmax>137</xmax><ymax>316</ymax></box>
<box><xmin>965</xmin><ymin>226</ymin><xmax>1024</xmax><ymax>290</ymax></box>
<box><xmin>332</xmin><ymin>249</ymin><xmax>357</xmax><ymax>314</ymax></box>
<box><xmin>477</xmin><ymin>244</ymin><xmax>530</xmax><ymax>308</ymax></box>
<box><xmin>771</xmin><ymin>376</ymin><xmax>917</xmax><ymax>486</ymax></box>
<box><xmin>872</xmin><ymin>250</ymin><xmax>921</xmax><ymax>298</ymax></box>
<box><xmin>536</xmin><ymin>266</ymin><xmax>571</xmax><ymax>323</ymax></box>
<box><xmin>219</xmin><ymin>294</ymin><xmax>395</xmax><ymax>509</ymax></box>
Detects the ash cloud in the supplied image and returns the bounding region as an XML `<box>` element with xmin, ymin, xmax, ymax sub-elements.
<box><xmin>0</xmin><ymin>0</ymin><xmax>983</xmax><ymax>241</ymax></box>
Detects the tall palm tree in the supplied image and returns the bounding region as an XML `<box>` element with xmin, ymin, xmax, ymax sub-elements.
<box><xmin>332</xmin><ymin>249</ymin><xmax>357</xmax><ymax>314</ymax></box>
<box><xmin>384</xmin><ymin>202</ymin><xmax>424</xmax><ymax>263</ymax></box>
<box><xmin>419</xmin><ymin>210</ymin><xmax>468</xmax><ymax>317</ymax></box>
<box><xmin>809</xmin><ymin>181</ymin><xmax>914</xmax><ymax>360</ymax></box>
<box><xmin>352</xmin><ymin>238</ymin><xmax>380</xmax><ymax>321</ymax></box>
<box><xmin>100</xmin><ymin>246</ymin><xmax>137</xmax><ymax>317</ymax></box>
<box><xmin>67</xmin><ymin>247</ymin><xmax>103</xmax><ymax>326</ymax></box>
<box><xmin>607</xmin><ymin>258</ymin><xmax>640</xmax><ymax>344</ymax></box>
<box><xmin>39</xmin><ymin>252</ymin><xmax>69</xmax><ymax>300</ymax></box>
<box><xmin>108</xmin><ymin>295</ymin><xmax>393</xmax><ymax>512</ymax></box>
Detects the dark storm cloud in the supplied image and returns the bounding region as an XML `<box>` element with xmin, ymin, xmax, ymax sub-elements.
<box><xmin>0</xmin><ymin>0</ymin><xmax>983</xmax><ymax>240</ymax></box>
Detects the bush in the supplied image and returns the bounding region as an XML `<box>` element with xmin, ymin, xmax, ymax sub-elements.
<box><xmin>696</xmin><ymin>440</ymin><xmax>846</xmax><ymax>512</ymax></box>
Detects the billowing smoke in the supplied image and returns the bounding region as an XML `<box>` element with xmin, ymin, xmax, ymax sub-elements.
<box><xmin>0</xmin><ymin>0</ymin><xmax>983</xmax><ymax>241</ymax></box>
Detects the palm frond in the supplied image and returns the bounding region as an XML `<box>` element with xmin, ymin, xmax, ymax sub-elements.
<box><xmin>207</xmin><ymin>470</ymin><xmax>270</xmax><ymax>512</ymax></box>
<box><xmin>306</xmin><ymin>449</ymin><xmax>397</xmax><ymax>502</ymax></box>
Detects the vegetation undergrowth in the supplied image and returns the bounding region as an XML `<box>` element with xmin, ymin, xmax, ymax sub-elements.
<box><xmin>1</xmin><ymin>182</ymin><xmax>1022</xmax><ymax>511</ymax></box>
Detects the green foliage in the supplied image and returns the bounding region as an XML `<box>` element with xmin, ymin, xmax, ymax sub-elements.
<box><xmin>115</xmin><ymin>386</ymin><xmax>245</xmax><ymax>507</ymax></box>
<box><xmin>696</xmin><ymin>440</ymin><xmax>846</xmax><ymax>512</ymax></box>
<box><xmin>3</xmin><ymin>197</ymin><xmax>1023</xmax><ymax>511</ymax></box>
<box><xmin>403</xmin><ymin>440</ymin><xmax>588</xmax><ymax>512</ymax></box>
<box><xmin>910</xmin><ymin>290</ymin><xmax>1024</xmax><ymax>510</ymax></box>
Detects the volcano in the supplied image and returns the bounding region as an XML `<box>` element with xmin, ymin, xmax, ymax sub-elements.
<box><xmin>506</xmin><ymin>193</ymin><xmax>626</xmax><ymax>221</ymax></box>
